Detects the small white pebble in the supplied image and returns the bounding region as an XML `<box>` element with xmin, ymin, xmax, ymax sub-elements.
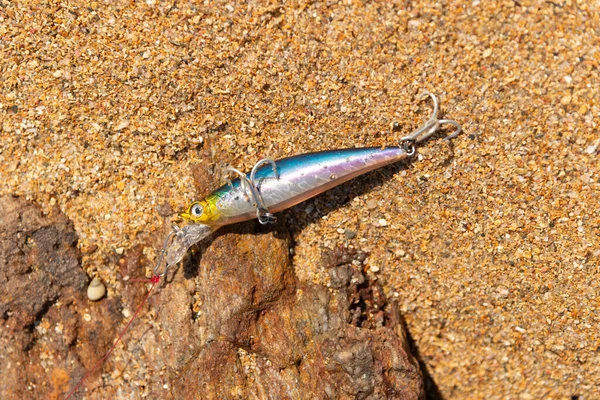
<box><xmin>83</xmin><ymin>313</ymin><xmax>92</xmax><ymax>322</ymax></box>
<box><xmin>378</xmin><ymin>219</ymin><xmax>388</xmax><ymax>227</ymax></box>
<box><xmin>115</xmin><ymin>247</ymin><xmax>124</xmax><ymax>255</ymax></box>
<box><xmin>337</xmin><ymin>228</ymin><xmax>345</xmax><ymax>234</ymax></box>
<box><xmin>584</xmin><ymin>145</ymin><xmax>596</xmax><ymax>154</ymax></box>
<box><xmin>87</xmin><ymin>277</ymin><xmax>106</xmax><ymax>301</ymax></box>
<box><xmin>122</xmin><ymin>308</ymin><xmax>132</xmax><ymax>318</ymax></box>
<box><xmin>370</xmin><ymin>265</ymin><xmax>380</xmax><ymax>273</ymax></box>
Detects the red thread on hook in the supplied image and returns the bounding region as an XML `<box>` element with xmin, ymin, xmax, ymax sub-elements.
<box><xmin>64</xmin><ymin>276</ymin><xmax>161</xmax><ymax>400</ymax></box>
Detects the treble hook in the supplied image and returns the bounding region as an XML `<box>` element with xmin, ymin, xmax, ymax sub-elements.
<box><xmin>224</xmin><ymin>159</ymin><xmax>279</xmax><ymax>225</ymax></box>
<box><xmin>249</xmin><ymin>158</ymin><xmax>278</xmax><ymax>225</ymax></box>
<box><xmin>399</xmin><ymin>91</ymin><xmax>462</xmax><ymax>147</ymax></box>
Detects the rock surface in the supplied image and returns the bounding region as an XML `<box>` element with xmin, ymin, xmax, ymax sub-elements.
<box><xmin>0</xmin><ymin>195</ymin><xmax>422</xmax><ymax>399</ymax></box>
<box><xmin>0</xmin><ymin>196</ymin><xmax>121</xmax><ymax>399</ymax></box>
<box><xmin>152</xmin><ymin>227</ymin><xmax>423</xmax><ymax>399</ymax></box>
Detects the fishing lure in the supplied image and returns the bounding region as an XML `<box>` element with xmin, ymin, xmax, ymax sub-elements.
<box><xmin>160</xmin><ymin>91</ymin><xmax>461</xmax><ymax>274</ymax></box>
<box><xmin>65</xmin><ymin>91</ymin><xmax>460</xmax><ymax>399</ymax></box>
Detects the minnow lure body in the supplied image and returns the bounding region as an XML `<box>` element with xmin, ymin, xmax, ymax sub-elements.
<box><xmin>163</xmin><ymin>147</ymin><xmax>411</xmax><ymax>266</ymax></box>
<box><xmin>162</xmin><ymin>92</ymin><xmax>461</xmax><ymax>269</ymax></box>
<box><xmin>183</xmin><ymin>147</ymin><xmax>409</xmax><ymax>227</ymax></box>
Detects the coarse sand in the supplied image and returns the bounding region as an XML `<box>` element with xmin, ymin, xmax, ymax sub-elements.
<box><xmin>1</xmin><ymin>1</ymin><xmax>598</xmax><ymax>398</ymax></box>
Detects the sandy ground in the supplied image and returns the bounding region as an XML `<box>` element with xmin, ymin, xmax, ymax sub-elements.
<box><xmin>1</xmin><ymin>0</ymin><xmax>599</xmax><ymax>398</ymax></box>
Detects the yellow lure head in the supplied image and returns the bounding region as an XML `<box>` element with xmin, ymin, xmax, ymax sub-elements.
<box><xmin>180</xmin><ymin>198</ymin><xmax>220</xmax><ymax>224</ymax></box>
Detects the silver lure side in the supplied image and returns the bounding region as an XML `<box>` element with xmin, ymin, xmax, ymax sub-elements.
<box><xmin>163</xmin><ymin>91</ymin><xmax>461</xmax><ymax>270</ymax></box>
<box><xmin>212</xmin><ymin>146</ymin><xmax>409</xmax><ymax>226</ymax></box>
<box><xmin>164</xmin><ymin>148</ymin><xmax>407</xmax><ymax>266</ymax></box>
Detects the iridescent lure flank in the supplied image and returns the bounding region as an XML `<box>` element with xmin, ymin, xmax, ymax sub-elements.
<box><xmin>162</xmin><ymin>92</ymin><xmax>461</xmax><ymax>270</ymax></box>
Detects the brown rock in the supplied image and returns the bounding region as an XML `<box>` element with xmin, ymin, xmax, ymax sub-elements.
<box><xmin>153</xmin><ymin>227</ymin><xmax>423</xmax><ymax>399</ymax></box>
<box><xmin>0</xmin><ymin>196</ymin><xmax>85</xmax><ymax>342</ymax></box>
<box><xmin>0</xmin><ymin>196</ymin><xmax>422</xmax><ymax>399</ymax></box>
<box><xmin>0</xmin><ymin>196</ymin><xmax>120</xmax><ymax>400</ymax></box>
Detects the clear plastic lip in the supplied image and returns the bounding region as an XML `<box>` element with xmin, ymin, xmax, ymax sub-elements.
<box><xmin>165</xmin><ymin>223</ymin><xmax>214</xmax><ymax>266</ymax></box>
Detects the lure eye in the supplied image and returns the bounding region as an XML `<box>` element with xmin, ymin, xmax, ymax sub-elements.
<box><xmin>190</xmin><ymin>203</ymin><xmax>203</xmax><ymax>217</ymax></box>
